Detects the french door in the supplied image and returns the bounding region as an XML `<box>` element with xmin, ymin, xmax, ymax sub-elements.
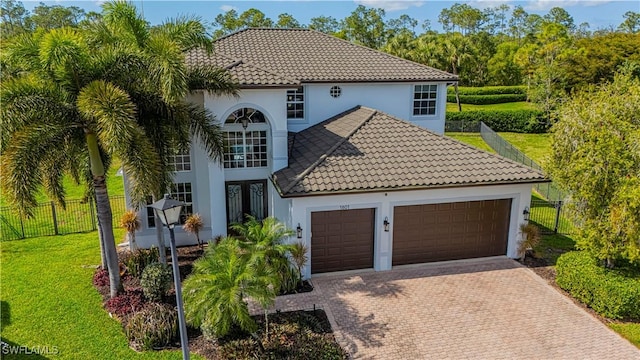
<box><xmin>225</xmin><ymin>179</ymin><xmax>268</xmax><ymax>225</ymax></box>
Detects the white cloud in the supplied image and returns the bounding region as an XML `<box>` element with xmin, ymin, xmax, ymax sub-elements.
<box><xmin>354</xmin><ymin>1</ymin><xmax>425</xmax><ymax>12</ymax></box>
<box><xmin>220</xmin><ymin>4</ymin><xmax>239</xmax><ymax>12</ymax></box>
<box><xmin>524</xmin><ymin>0</ymin><xmax>614</xmax><ymax>11</ymax></box>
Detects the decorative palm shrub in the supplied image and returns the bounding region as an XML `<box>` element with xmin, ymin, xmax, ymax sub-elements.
<box><xmin>183</xmin><ymin>237</ymin><xmax>278</xmax><ymax>338</ymax></box>
<box><xmin>518</xmin><ymin>223</ymin><xmax>541</xmax><ymax>261</ymax></box>
<box><xmin>120</xmin><ymin>210</ymin><xmax>141</xmax><ymax>251</ymax></box>
<box><xmin>183</xmin><ymin>213</ymin><xmax>204</xmax><ymax>246</ymax></box>
<box><xmin>289</xmin><ymin>241</ymin><xmax>309</xmax><ymax>286</ymax></box>
<box><xmin>126</xmin><ymin>303</ymin><xmax>178</xmax><ymax>351</ymax></box>
<box><xmin>232</xmin><ymin>216</ymin><xmax>296</xmax><ymax>293</ymax></box>
<box><xmin>140</xmin><ymin>262</ymin><xmax>172</xmax><ymax>302</ymax></box>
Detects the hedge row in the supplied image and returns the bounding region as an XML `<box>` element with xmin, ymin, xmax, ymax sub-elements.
<box><xmin>446</xmin><ymin>94</ymin><xmax>527</xmax><ymax>105</ymax></box>
<box><xmin>447</xmin><ymin>86</ymin><xmax>527</xmax><ymax>95</ymax></box>
<box><xmin>556</xmin><ymin>251</ymin><xmax>640</xmax><ymax>320</ymax></box>
<box><xmin>445</xmin><ymin>110</ymin><xmax>548</xmax><ymax>133</ymax></box>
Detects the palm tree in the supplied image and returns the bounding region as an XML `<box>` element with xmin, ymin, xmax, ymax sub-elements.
<box><xmin>183</xmin><ymin>237</ymin><xmax>277</xmax><ymax>338</ymax></box>
<box><xmin>87</xmin><ymin>2</ymin><xmax>238</xmax><ymax>263</ymax></box>
<box><xmin>231</xmin><ymin>217</ymin><xmax>296</xmax><ymax>293</ymax></box>
<box><xmin>0</xmin><ymin>27</ymin><xmax>162</xmax><ymax>298</ymax></box>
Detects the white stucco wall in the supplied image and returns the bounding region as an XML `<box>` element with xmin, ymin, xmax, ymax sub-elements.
<box><xmin>287</xmin><ymin>82</ymin><xmax>449</xmax><ymax>134</ymax></box>
<box><xmin>285</xmin><ymin>183</ymin><xmax>534</xmax><ymax>279</ymax></box>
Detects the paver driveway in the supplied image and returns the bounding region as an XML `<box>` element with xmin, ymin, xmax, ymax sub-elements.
<box><xmin>253</xmin><ymin>257</ymin><xmax>640</xmax><ymax>359</ymax></box>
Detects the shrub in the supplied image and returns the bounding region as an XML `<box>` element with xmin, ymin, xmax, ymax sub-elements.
<box><xmin>445</xmin><ymin>110</ymin><xmax>548</xmax><ymax>133</ymax></box>
<box><xmin>518</xmin><ymin>223</ymin><xmax>541</xmax><ymax>260</ymax></box>
<box><xmin>93</xmin><ymin>268</ymin><xmax>110</xmax><ymax>287</ymax></box>
<box><xmin>556</xmin><ymin>251</ymin><xmax>640</xmax><ymax>320</ymax></box>
<box><xmin>104</xmin><ymin>288</ymin><xmax>146</xmax><ymax>317</ymax></box>
<box><xmin>447</xmin><ymin>94</ymin><xmax>527</xmax><ymax>105</ymax></box>
<box><xmin>120</xmin><ymin>248</ymin><xmax>159</xmax><ymax>278</ymax></box>
<box><xmin>140</xmin><ymin>262</ymin><xmax>172</xmax><ymax>302</ymax></box>
<box><xmin>448</xmin><ymin>86</ymin><xmax>527</xmax><ymax>95</ymax></box>
<box><xmin>183</xmin><ymin>213</ymin><xmax>204</xmax><ymax>246</ymax></box>
<box><xmin>126</xmin><ymin>303</ymin><xmax>178</xmax><ymax>351</ymax></box>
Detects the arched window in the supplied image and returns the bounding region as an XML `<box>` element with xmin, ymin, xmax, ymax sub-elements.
<box><xmin>223</xmin><ymin>108</ymin><xmax>268</xmax><ymax>169</ymax></box>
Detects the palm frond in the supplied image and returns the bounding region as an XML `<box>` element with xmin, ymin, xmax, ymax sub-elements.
<box><xmin>186</xmin><ymin>66</ymin><xmax>239</xmax><ymax>96</ymax></box>
<box><xmin>154</xmin><ymin>15</ymin><xmax>213</xmax><ymax>53</ymax></box>
<box><xmin>101</xmin><ymin>0</ymin><xmax>149</xmax><ymax>48</ymax></box>
<box><xmin>1</xmin><ymin>123</ymin><xmax>74</xmax><ymax>217</ymax></box>
<box><xmin>186</xmin><ymin>103</ymin><xmax>225</xmax><ymax>161</ymax></box>
<box><xmin>145</xmin><ymin>32</ymin><xmax>189</xmax><ymax>104</ymax></box>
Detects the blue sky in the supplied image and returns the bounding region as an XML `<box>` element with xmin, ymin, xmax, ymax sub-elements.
<box><xmin>22</xmin><ymin>1</ymin><xmax>640</xmax><ymax>32</ymax></box>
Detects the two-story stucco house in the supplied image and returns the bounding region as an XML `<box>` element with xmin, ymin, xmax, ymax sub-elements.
<box><xmin>126</xmin><ymin>28</ymin><xmax>546</xmax><ymax>279</ymax></box>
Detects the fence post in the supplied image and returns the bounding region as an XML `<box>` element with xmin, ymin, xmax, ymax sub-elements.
<box><xmin>554</xmin><ymin>201</ymin><xmax>563</xmax><ymax>234</ymax></box>
<box><xmin>51</xmin><ymin>201</ymin><xmax>59</xmax><ymax>235</ymax></box>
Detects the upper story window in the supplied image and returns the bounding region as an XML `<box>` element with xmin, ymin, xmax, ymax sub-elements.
<box><xmin>167</xmin><ymin>148</ymin><xmax>191</xmax><ymax>172</ymax></box>
<box><xmin>287</xmin><ymin>87</ymin><xmax>304</xmax><ymax>119</ymax></box>
<box><xmin>413</xmin><ymin>84</ymin><xmax>438</xmax><ymax>116</ymax></box>
<box><xmin>223</xmin><ymin>108</ymin><xmax>268</xmax><ymax>169</ymax></box>
<box><xmin>146</xmin><ymin>182</ymin><xmax>194</xmax><ymax>228</ymax></box>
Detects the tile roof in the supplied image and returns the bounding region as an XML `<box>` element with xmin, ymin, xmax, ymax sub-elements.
<box><xmin>186</xmin><ymin>49</ymin><xmax>298</xmax><ymax>87</ymax></box>
<box><xmin>186</xmin><ymin>28</ymin><xmax>458</xmax><ymax>86</ymax></box>
<box><xmin>273</xmin><ymin>106</ymin><xmax>548</xmax><ymax>197</ymax></box>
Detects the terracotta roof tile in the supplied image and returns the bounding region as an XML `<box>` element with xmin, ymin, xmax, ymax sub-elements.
<box><xmin>186</xmin><ymin>28</ymin><xmax>457</xmax><ymax>86</ymax></box>
<box><xmin>273</xmin><ymin>106</ymin><xmax>548</xmax><ymax>197</ymax></box>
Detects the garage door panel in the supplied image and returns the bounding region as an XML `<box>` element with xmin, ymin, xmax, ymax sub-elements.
<box><xmin>393</xmin><ymin>199</ymin><xmax>511</xmax><ymax>266</ymax></box>
<box><xmin>311</xmin><ymin>208</ymin><xmax>374</xmax><ymax>274</ymax></box>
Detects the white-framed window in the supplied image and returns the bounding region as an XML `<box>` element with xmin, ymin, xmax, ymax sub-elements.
<box><xmin>223</xmin><ymin>131</ymin><xmax>268</xmax><ymax>168</ymax></box>
<box><xmin>223</xmin><ymin>108</ymin><xmax>269</xmax><ymax>169</ymax></box>
<box><xmin>413</xmin><ymin>84</ymin><xmax>438</xmax><ymax>116</ymax></box>
<box><xmin>146</xmin><ymin>182</ymin><xmax>194</xmax><ymax>228</ymax></box>
<box><xmin>167</xmin><ymin>148</ymin><xmax>191</xmax><ymax>172</ymax></box>
<box><xmin>287</xmin><ymin>87</ymin><xmax>304</xmax><ymax>119</ymax></box>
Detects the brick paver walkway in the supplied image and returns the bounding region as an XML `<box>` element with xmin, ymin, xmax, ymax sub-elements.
<box><xmin>250</xmin><ymin>257</ymin><xmax>640</xmax><ymax>359</ymax></box>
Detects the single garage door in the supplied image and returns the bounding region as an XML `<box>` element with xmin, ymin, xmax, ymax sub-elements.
<box><xmin>311</xmin><ymin>208</ymin><xmax>375</xmax><ymax>274</ymax></box>
<box><xmin>393</xmin><ymin>199</ymin><xmax>511</xmax><ymax>266</ymax></box>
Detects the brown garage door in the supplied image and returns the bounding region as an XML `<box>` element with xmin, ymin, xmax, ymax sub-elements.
<box><xmin>311</xmin><ymin>208</ymin><xmax>375</xmax><ymax>274</ymax></box>
<box><xmin>392</xmin><ymin>199</ymin><xmax>511</xmax><ymax>266</ymax></box>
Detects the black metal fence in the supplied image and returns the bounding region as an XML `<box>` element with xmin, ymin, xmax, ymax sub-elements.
<box><xmin>445</xmin><ymin>120</ymin><xmax>481</xmax><ymax>133</ymax></box>
<box><xmin>0</xmin><ymin>196</ymin><xmax>126</xmax><ymax>241</ymax></box>
<box><xmin>529</xmin><ymin>198</ymin><xmax>573</xmax><ymax>235</ymax></box>
<box><xmin>479</xmin><ymin>122</ymin><xmax>566</xmax><ymax>201</ymax></box>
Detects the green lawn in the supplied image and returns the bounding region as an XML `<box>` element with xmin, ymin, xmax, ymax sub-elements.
<box><xmin>498</xmin><ymin>133</ymin><xmax>551</xmax><ymax>165</ymax></box>
<box><xmin>446</xmin><ymin>101</ymin><xmax>539</xmax><ymax>112</ymax></box>
<box><xmin>0</xmin><ymin>230</ymin><xmax>202</xmax><ymax>359</ymax></box>
<box><xmin>0</xmin><ymin>159</ymin><xmax>125</xmax><ymax>208</ymax></box>
<box><xmin>445</xmin><ymin>133</ymin><xmax>495</xmax><ymax>153</ymax></box>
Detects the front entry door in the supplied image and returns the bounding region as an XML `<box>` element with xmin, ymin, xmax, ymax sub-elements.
<box><xmin>225</xmin><ymin>180</ymin><xmax>268</xmax><ymax>225</ymax></box>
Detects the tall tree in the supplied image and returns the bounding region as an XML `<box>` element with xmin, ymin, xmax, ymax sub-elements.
<box><xmin>28</xmin><ymin>2</ymin><xmax>86</xmax><ymax>30</ymax></box>
<box><xmin>276</xmin><ymin>13</ymin><xmax>301</xmax><ymax>28</ymax></box>
<box><xmin>212</xmin><ymin>8</ymin><xmax>273</xmax><ymax>38</ymax></box>
<box><xmin>89</xmin><ymin>1</ymin><xmax>237</xmax><ymax>263</ymax></box>
<box><xmin>618</xmin><ymin>11</ymin><xmax>640</xmax><ymax>34</ymax></box>
<box><xmin>339</xmin><ymin>5</ymin><xmax>388</xmax><ymax>49</ymax></box>
<box><xmin>0</xmin><ymin>0</ymin><xmax>29</xmax><ymax>38</ymax></box>
<box><xmin>547</xmin><ymin>68</ymin><xmax>640</xmax><ymax>267</ymax></box>
<box><xmin>0</xmin><ymin>28</ymin><xmax>162</xmax><ymax>297</ymax></box>
<box><xmin>308</xmin><ymin>15</ymin><xmax>340</xmax><ymax>34</ymax></box>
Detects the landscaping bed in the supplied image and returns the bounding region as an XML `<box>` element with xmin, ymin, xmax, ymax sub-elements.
<box><xmin>93</xmin><ymin>238</ymin><xmax>341</xmax><ymax>359</ymax></box>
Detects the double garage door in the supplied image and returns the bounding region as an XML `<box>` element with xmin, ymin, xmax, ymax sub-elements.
<box><xmin>310</xmin><ymin>199</ymin><xmax>511</xmax><ymax>274</ymax></box>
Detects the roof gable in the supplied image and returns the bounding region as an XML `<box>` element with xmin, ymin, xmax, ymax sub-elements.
<box><xmin>273</xmin><ymin>107</ymin><xmax>547</xmax><ymax>197</ymax></box>
<box><xmin>186</xmin><ymin>28</ymin><xmax>458</xmax><ymax>86</ymax></box>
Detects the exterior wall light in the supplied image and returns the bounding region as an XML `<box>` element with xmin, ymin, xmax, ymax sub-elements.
<box><xmin>296</xmin><ymin>223</ymin><xmax>303</xmax><ymax>238</ymax></box>
<box><xmin>240</xmin><ymin>116</ymin><xmax>249</xmax><ymax>130</ymax></box>
<box><xmin>383</xmin><ymin>217</ymin><xmax>390</xmax><ymax>232</ymax></box>
<box><xmin>523</xmin><ymin>207</ymin><xmax>530</xmax><ymax>221</ymax></box>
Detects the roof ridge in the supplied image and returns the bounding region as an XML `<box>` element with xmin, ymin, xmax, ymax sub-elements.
<box><xmin>212</xmin><ymin>50</ymin><xmax>300</xmax><ymax>85</ymax></box>
<box><xmin>280</xmin><ymin>106</ymin><xmax>375</xmax><ymax>194</ymax></box>
<box><xmin>305</xmin><ymin>29</ymin><xmax>459</xmax><ymax>81</ymax></box>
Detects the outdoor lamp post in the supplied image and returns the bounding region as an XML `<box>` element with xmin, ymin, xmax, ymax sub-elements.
<box><xmin>150</xmin><ymin>194</ymin><xmax>190</xmax><ymax>360</ymax></box>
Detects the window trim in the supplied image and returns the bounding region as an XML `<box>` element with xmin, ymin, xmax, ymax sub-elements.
<box><xmin>146</xmin><ymin>182</ymin><xmax>194</xmax><ymax>228</ymax></box>
<box><xmin>167</xmin><ymin>148</ymin><xmax>191</xmax><ymax>172</ymax></box>
<box><xmin>412</xmin><ymin>84</ymin><xmax>438</xmax><ymax>117</ymax></box>
<box><xmin>286</xmin><ymin>87</ymin><xmax>305</xmax><ymax>120</ymax></box>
